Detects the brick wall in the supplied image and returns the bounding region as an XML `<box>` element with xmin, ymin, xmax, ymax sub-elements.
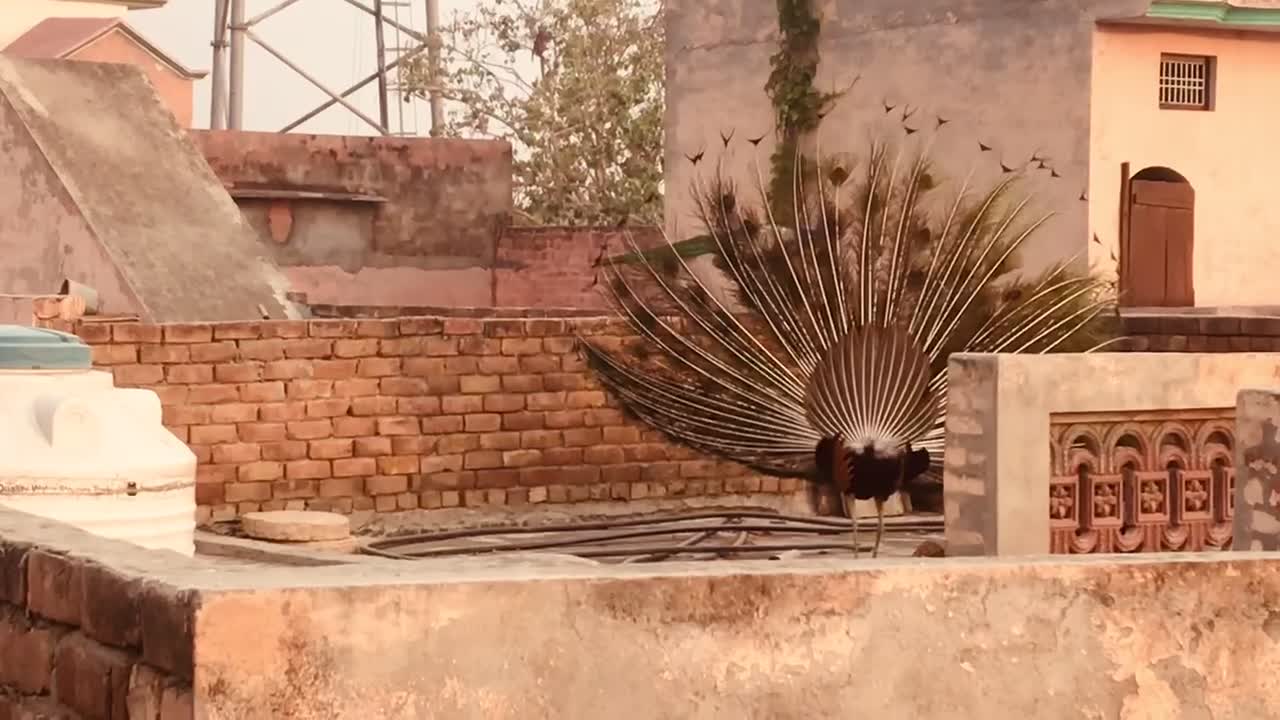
<box><xmin>1117</xmin><ymin>312</ymin><xmax>1280</xmax><ymax>351</ymax></box>
<box><xmin>495</xmin><ymin>226</ymin><xmax>664</xmax><ymax>309</ymax></box>
<box><xmin>0</xmin><ymin>512</ymin><xmax>194</xmax><ymax>719</ymax></box>
<box><xmin>63</xmin><ymin>316</ymin><xmax>781</xmax><ymax>524</ymax></box>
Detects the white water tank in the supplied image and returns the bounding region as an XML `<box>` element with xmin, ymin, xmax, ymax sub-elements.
<box><xmin>0</xmin><ymin>326</ymin><xmax>196</xmax><ymax>555</ymax></box>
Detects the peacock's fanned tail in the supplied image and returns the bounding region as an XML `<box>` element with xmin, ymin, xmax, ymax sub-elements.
<box><xmin>581</xmin><ymin>112</ymin><xmax>1117</xmax><ymax>484</ymax></box>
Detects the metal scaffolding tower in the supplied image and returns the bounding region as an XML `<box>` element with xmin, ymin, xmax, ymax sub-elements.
<box><xmin>209</xmin><ymin>0</ymin><xmax>445</xmax><ymax>135</ymax></box>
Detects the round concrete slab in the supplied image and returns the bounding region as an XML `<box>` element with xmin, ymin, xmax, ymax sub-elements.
<box><xmin>241</xmin><ymin>510</ymin><xmax>351</xmax><ymax>542</ymax></box>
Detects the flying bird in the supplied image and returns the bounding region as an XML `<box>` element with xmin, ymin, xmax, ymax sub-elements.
<box><xmin>883</xmin><ymin>100</ymin><xmax>897</xmax><ymax>113</ymax></box>
<box><xmin>979</xmin><ymin>141</ymin><xmax>993</xmax><ymax>152</ymax></box>
<box><xmin>1000</xmin><ymin>160</ymin><xmax>1016</xmax><ymax>174</ymax></box>
<box><xmin>905</xmin><ymin>125</ymin><xmax>920</xmax><ymax>135</ymax></box>
<box><xmin>685</xmin><ymin>149</ymin><xmax>705</xmax><ymax>165</ymax></box>
<box><xmin>935</xmin><ymin>116</ymin><xmax>950</xmax><ymax>129</ymax></box>
<box><xmin>748</xmin><ymin>134</ymin><xmax>766</xmax><ymax>146</ymax></box>
<box><xmin>720</xmin><ymin>129</ymin><xmax>735</xmax><ymax>147</ymax></box>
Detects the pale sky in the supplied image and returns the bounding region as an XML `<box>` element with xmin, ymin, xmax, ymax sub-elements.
<box><xmin>127</xmin><ymin>0</ymin><xmax>489</xmax><ymax>136</ymax></box>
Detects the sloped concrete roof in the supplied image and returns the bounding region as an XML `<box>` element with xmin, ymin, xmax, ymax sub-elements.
<box><xmin>4</xmin><ymin>17</ymin><xmax>208</xmax><ymax>79</ymax></box>
<box><xmin>0</xmin><ymin>56</ymin><xmax>292</xmax><ymax>322</ymax></box>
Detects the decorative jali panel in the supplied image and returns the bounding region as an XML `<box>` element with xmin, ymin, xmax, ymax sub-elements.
<box><xmin>1049</xmin><ymin>409</ymin><xmax>1235</xmax><ymax>554</ymax></box>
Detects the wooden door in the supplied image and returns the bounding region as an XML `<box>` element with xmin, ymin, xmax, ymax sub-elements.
<box><xmin>1123</xmin><ymin>179</ymin><xmax>1195</xmax><ymax>307</ymax></box>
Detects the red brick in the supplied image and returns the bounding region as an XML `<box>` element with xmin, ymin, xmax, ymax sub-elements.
<box><xmin>478</xmin><ymin>432</ymin><xmax>521</xmax><ymax>452</ymax></box>
<box><xmin>334</xmin><ymin>416</ymin><xmax>377</xmax><ymax>437</ymax></box>
<box><xmin>309</xmin><ymin>320</ymin><xmax>357</xmax><ymax>337</ymax></box>
<box><xmin>381</xmin><ymin>377</ymin><xmax>428</xmax><ymax>396</ymax></box>
<box><xmin>140</xmin><ymin>344</ymin><xmax>190</xmax><ymax>364</ymax></box>
<box><xmin>287</xmin><ymin>379</ymin><xmax>333</xmax><ymax>400</ymax></box>
<box><xmin>546</xmin><ymin>410</ymin><xmax>586</xmax><ymax>428</ymax></box>
<box><xmin>352</xmin><ymin>396</ymin><xmax>398</xmax><ymax>416</ymax></box>
<box><xmin>334</xmin><ymin>378</ymin><xmax>380</xmax><ymax>397</ymax></box>
<box><xmin>239</xmin><ymin>338</ymin><xmax>287</xmax><ymax>360</ymax></box>
<box><xmin>485</xmin><ymin>320</ymin><xmax>526</xmax><ymax>338</ymax></box>
<box><xmin>479</xmin><ymin>356</ymin><xmax>520</xmax><ymax>374</ymax></box>
<box><xmin>187</xmin><ymin>384</ymin><xmax>240</xmax><ymax>404</ymax></box>
<box><xmin>501</xmin><ymin>338</ymin><xmax>543</xmax><ymax>355</ymax></box>
<box><xmin>601</xmin><ymin>464</ymin><xmax>642</xmax><ymax>484</ymax></box>
<box><xmin>196</xmin><ymin>464</ymin><xmax>235</xmax><ymax>485</ymax></box>
<box><xmin>426</xmin><ymin>375</ymin><xmax>461</xmax><ymax>394</ymax></box>
<box><xmin>283</xmin><ymin>338</ymin><xmax>333</xmax><ymax>358</ymax></box>
<box><xmin>189</xmin><ymin>424</ymin><xmax>238</xmax><ymax>444</ymax></box>
<box><xmin>0</xmin><ymin>607</ymin><xmax>56</xmax><ymax>693</ymax></box>
<box><xmin>262</xmin><ymin>441</ymin><xmax>308</xmax><ymax>461</ymax></box>
<box><xmin>566</xmin><ymin>390</ymin><xmax>607</xmax><ymax>409</ymax></box>
<box><xmin>586</xmin><ymin>408</ymin><xmax>625</xmax><ymax>426</ymax></box>
<box><xmin>224</xmin><ymin>481</ymin><xmax>272</xmax><ymax>502</ymax></box>
<box><xmin>402</xmin><ymin>357</ymin><xmax>446</xmax><ymax>377</ymax></box>
<box><xmin>624</xmin><ymin>444</ymin><xmax>668</xmax><ymax>462</ymax></box>
<box><xmin>165</xmin><ymin>405</ymin><xmax>211</xmax><ymax>427</ymax></box>
<box><xmin>259</xmin><ymin>401</ymin><xmax>306</xmax><ymax>422</ymax></box>
<box><xmin>310</xmin><ymin>359</ymin><xmax>356</xmax><ymax>379</ymax></box>
<box><xmin>318</xmin><ymin>477</ymin><xmax>361</xmax><ymax>497</ymax></box>
<box><xmin>443</xmin><ymin>356</ymin><xmax>479</xmax><ymax>375</ymax></box>
<box><xmin>53</xmin><ymin>632</ymin><xmax>132</xmax><ymax>719</ymax></box>
<box><xmin>476</xmin><ymin>469</ymin><xmax>519</xmax><ymax>489</ymax></box>
<box><xmin>543</xmin><ymin>447</ymin><xmax>583</xmax><ymax>465</ymax></box>
<box><xmin>399</xmin><ymin>317</ymin><xmax>444</xmax><ymax>334</ymax></box>
<box><xmin>286</xmin><ymin>460</ymin><xmax>330</xmax><ymax>480</ymax></box>
<box><xmin>502</xmin><ymin>449</ymin><xmax>542</xmax><ymax>468</ymax></box>
<box><xmin>441</xmin><ymin>395</ymin><xmax>484</xmax><ymax>414</ymax></box>
<box><xmin>113</xmin><ymin>364</ymin><xmax>164</xmax><ymax>385</ymax></box>
<box><xmin>210</xmin><ymin>403</ymin><xmax>258</xmax><ymax>424</ymax></box>
<box><xmin>519</xmin><ymin>354</ymin><xmax>560</xmax><ymax>373</ymax></box>
<box><xmin>287</xmin><ymin>420</ymin><xmax>333</xmax><ymax>440</ymax></box>
<box><xmin>422</xmin><ymin>471</ymin><xmax>473</xmax><ymax>491</ymax></box>
<box><xmin>422</xmin><ymin>415</ymin><xmax>464</xmax><ymax>434</ymax></box>
<box><xmin>378</xmin><ymin>337</ymin><xmax>422</xmax><ymax>356</ymax></box>
<box><xmin>166</xmin><ymin>363</ymin><xmax>212</xmax><ymax>384</ymax></box>
<box><xmin>263</xmin><ymin>359</ymin><xmax>314</xmax><ymax>380</ymax></box>
<box><xmin>261</xmin><ymin>320</ymin><xmax>309</xmax><ymax>339</ymax></box>
<box><xmin>463</xmin><ymin>414</ymin><xmax>501</xmax><ymax>432</ymax></box>
<box><xmin>377</xmin><ymin>455</ymin><xmax>419</xmax><ymax>475</ymax></box>
<box><xmin>377</xmin><ymin>416</ymin><xmax>419</xmax><ymax>435</ymax></box>
<box><xmin>164</xmin><ymin>323</ymin><xmax>214</xmax><ymax>343</ymax></box>
<box><xmin>424</xmin><ymin>337</ymin><xmax>459</xmax><ymax>356</ymax></box>
<box><xmin>443</xmin><ymin>317</ymin><xmax>484</xmax><ymax>335</ymax></box>
<box><xmin>502</xmin><ymin>412</ymin><xmax>544</xmax><ymax>431</ymax></box>
<box><xmin>602</xmin><ymin>426</ymin><xmax>641</xmax><ymax>444</ymax></box>
<box><xmin>464</xmin><ymin>451</ymin><xmax>503</xmax><ymax>470</ymax></box>
<box><xmin>238</xmin><ymin>461</ymin><xmax>284</xmax><ymax>482</ymax></box>
<box><xmin>332</xmin><ymin>457</ymin><xmax>376</xmax><ymax>478</ymax></box>
<box><xmin>354</xmin><ymin>436</ymin><xmax>392</xmax><ymax>456</ymax></box>
<box><xmin>214</xmin><ymin>363</ymin><xmax>262</xmax><ymax>383</ymax></box>
<box><xmin>112</xmin><ymin>323</ymin><xmax>162</xmax><ymax>343</ymax></box>
<box><xmin>333</xmin><ymin>339</ymin><xmax>379</xmax><ymax>358</ymax></box>
<box><xmin>374</xmin><ymin>494</ymin><xmax>398</xmax><ymax>512</ymax></box>
<box><xmin>212</xmin><ymin>321</ymin><xmax>263</xmax><ymax>340</ymax></box>
<box><xmin>421</xmin><ymin>454</ymin><xmax>464</xmax><ymax>475</ymax></box>
<box><xmin>196</xmin><ymin>482</ymin><xmax>224</xmax><ymax>505</ymax></box>
<box><xmin>238</xmin><ymin>422</ymin><xmax>286</xmax><ymax>442</ymax></box>
<box><xmin>211</xmin><ymin>443</ymin><xmax>261</xmax><ymax>464</ymax></box>
<box><xmin>306</xmin><ymin>398</ymin><xmax>351</xmax><ymax>418</ymax></box>
<box><xmin>437</xmin><ymin>434</ymin><xmax>480</xmax><ymax>454</ymax></box>
<box><xmin>528</xmin><ymin>320</ymin><xmax>566</xmax><ymax>337</ymax></box>
<box><xmin>527</xmin><ymin>392</ymin><xmax>566</xmax><ymax>411</ymax></box>
<box><xmin>189</xmin><ymin>342</ymin><xmax>238</xmax><ymax>363</ymax></box>
<box><xmin>458</xmin><ymin>336</ymin><xmax>500</xmax><ymax>355</ymax></box>
<box><xmin>357</xmin><ymin>357</ymin><xmax>401</xmax><ymax>377</ymax></box>
<box><xmin>483</xmin><ymin>394</ymin><xmax>525</xmax><ymax>413</ymax></box>
<box><xmin>544</xmin><ymin>337</ymin><xmax>576</xmax><ymax>353</ymax></box>
<box><xmin>273</xmin><ymin>479</ymin><xmax>317</xmax><ymax>499</ymax></box>
<box><xmin>309</xmin><ymin>438</ymin><xmax>354</xmax><ymax>460</ymax></box>
<box><xmin>543</xmin><ymin>373</ymin><xmax>586</xmax><ymax>391</ymax></box>
<box><xmin>397</xmin><ymin>396</ymin><xmax>441</xmax><ymax>415</ymax></box>
<box><xmin>365</xmin><ymin>475</ymin><xmax>409</xmax><ymax>495</ymax></box>
<box><xmin>520</xmin><ymin>429</ymin><xmax>562</xmax><ymax>449</ymax></box>
<box><xmin>459</xmin><ymin>375</ymin><xmax>500</xmax><ymax>393</ymax></box>
<box><xmin>584</xmin><ymin>446</ymin><xmax>626</xmax><ymax>465</ymax></box>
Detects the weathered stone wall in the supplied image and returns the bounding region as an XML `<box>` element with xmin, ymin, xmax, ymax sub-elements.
<box><xmin>50</xmin><ymin>315</ymin><xmax>781</xmax><ymax>524</ymax></box>
<box><xmin>0</xmin><ymin>511</ymin><xmax>194</xmax><ymax>719</ymax></box>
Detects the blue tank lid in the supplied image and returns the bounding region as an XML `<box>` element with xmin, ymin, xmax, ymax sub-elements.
<box><xmin>0</xmin><ymin>325</ymin><xmax>91</xmax><ymax>370</ymax></box>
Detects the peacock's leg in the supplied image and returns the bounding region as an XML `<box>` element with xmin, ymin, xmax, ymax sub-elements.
<box><xmin>842</xmin><ymin>495</ymin><xmax>859</xmax><ymax>558</ymax></box>
<box><xmin>872</xmin><ymin>498</ymin><xmax>886</xmax><ymax>558</ymax></box>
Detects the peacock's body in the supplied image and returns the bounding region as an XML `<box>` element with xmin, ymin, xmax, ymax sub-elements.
<box><xmin>584</xmin><ymin>118</ymin><xmax>1116</xmax><ymax>556</ymax></box>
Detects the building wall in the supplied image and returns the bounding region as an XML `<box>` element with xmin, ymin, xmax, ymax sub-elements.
<box><xmin>0</xmin><ymin>0</ymin><xmax>125</xmax><ymax>48</ymax></box>
<box><xmin>56</xmin><ymin>316</ymin><xmax>784</xmax><ymax>524</ymax></box>
<box><xmin>1089</xmin><ymin>24</ymin><xmax>1280</xmax><ymax>307</ymax></box>
<box><xmin>0</xmin><ymin>89</ymin><xmax>143</xmax><ymax>312</ymax></box>
<box><xmin>68</xmin><ymin>27</ymin><xmax>194</xmax><ymax>127</ymax></box>
<box><xmin>664</xmin><ymin>0</ymin><xmax>1151</xmax><ymax>277</ymax></box>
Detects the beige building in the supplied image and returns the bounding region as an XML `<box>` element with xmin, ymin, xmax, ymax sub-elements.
<box><xmin>0</xmin><ymin>0</ymin><xmax>202</xmax><ymax>127</ymax></box>
<box><xmin>665</xmin><ymin>0</ymin><xmax>1280</xmax><ymax>310</ymax></box>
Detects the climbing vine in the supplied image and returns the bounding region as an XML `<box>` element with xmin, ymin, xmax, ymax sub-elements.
<box><xmin>764</xmin><ymin>0</ymin><xmax>841</xmax><ymax>220</ymax></box>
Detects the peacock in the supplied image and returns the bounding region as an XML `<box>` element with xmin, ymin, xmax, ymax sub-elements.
<box><xmin>583</xmin><ymin>114</ymin><xmax>1117</xmax><ymax>558</ymax></box>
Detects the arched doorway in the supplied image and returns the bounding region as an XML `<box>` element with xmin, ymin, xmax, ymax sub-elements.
<box><xmin>1121</xmin><ymin>166</ymin><xmax>1195</xmax><ymax>307</ymax></box>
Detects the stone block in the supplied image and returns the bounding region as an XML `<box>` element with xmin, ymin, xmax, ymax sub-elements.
<box><xmin>1235</xmin><ymin>389</ymin><xmax>1280</xmax><ymax>551</ymax></box>
<box><xmin>0</xmin><ymin>539</ymin><xmax>31</xmax><ymax>606</ymax></box>
<box><xmin>139</xmin><ymin>585</ymin><xmax>195</xmax><ymax>682</ymax></box>
<box><xmin>126</xmin><ymin>664</ymin><xmax>166</xmax><ymax>720</ymax></box>
<box><xmin>80</xmin><ymin>563</ymin><xmax>142</xmax><ymax>650</ymax></box>
<box><xmin>26</xmin><ymin>550</ymin><xmax>83</xmax><ymax>626</ymax></box>
<box><xmin>0</xmin><ymin>606</ymin><xmax>58</xmax><ymax>693</ymax></box>
<box><xmin>52</xmin><ymin>632</ymin><xmax>132</xmax><ymax>720</ymax></box>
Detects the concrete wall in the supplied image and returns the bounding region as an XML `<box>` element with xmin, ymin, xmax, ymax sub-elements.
<box><xmin>6</xmin><ymin>507</ymin><xmax>1280</xmax><ymax>720</ymax></box>
<box><xmin>1089</xmin><ymin>24</ymin><xmax>1280</xmax><ymax>306</ymax></box>
<box><xmin>945</xmin><ymin>352</ymin><xmax>1280</xmax><ymax>556</ymax></box>
<box><xmin>69</xmin><ymin>26</ymin><xmax>195</xmax><ymax>127</ymax></box>
<box><xmin>664</xmin><ymin>0</ymin><xmax>1151</xmax><ymax>275</ymax></box>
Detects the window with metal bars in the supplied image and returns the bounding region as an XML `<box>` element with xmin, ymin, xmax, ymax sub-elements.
<box><xmin>1159</xmin><ymin>54</ymin><xmax>1214</xmax><ymax>110</ymax></box>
